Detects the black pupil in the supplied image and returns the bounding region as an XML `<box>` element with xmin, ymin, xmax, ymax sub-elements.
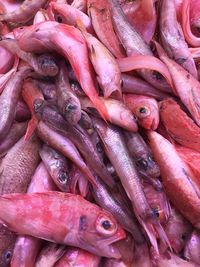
<box><xmin>65</xmin><ymin>103</ymin><xmax>76</xmax><ymax>113</ymax></box>
<box><xmin>58</xmin><ymin>172</ymin><xmax>68</xmax><ymax>184</ymax></box>
<box><xmin>56</xmin><ymin>15</ymin><xmax>63</xmax><ymax>23</ymax></box>
<box><xmin>3</xmin><ymin>250</ymin><xmax>12</xmax><ymax>263</ymax></box>
<box><xmin>102</xmin><ymin>220</ymin><xmax>111</xmax><ymax>230</ymax></box>
<box><xmin>152</xmin><ymin>208</ymin><xmax>160</xmax><ymax>218</ymax></box>
<box><xmin>139</xmin><ymin>107</ymin><xmax>147</xmax><ymax>114</ymax></box>
<box><xmin>181</xmin><ymin>233</ymin><xmax>187</xmax><ymax>240</ymax></box>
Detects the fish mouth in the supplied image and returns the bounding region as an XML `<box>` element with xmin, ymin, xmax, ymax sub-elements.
<box><xmin>95</xmin><ymin>227</ymin><xmax>126</xmax><ymax>259</ymax></box>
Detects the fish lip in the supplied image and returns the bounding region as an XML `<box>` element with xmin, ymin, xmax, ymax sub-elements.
<box><xmin>95</xmin><ymin>227</ymin><xmax>126</xmax><ymax>259</ymax></box>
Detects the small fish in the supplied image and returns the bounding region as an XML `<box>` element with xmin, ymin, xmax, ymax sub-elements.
<box><xmin>0</xmin><ymin>192</ymin><xmax>125</xmax><ymax>258</ymax></box>
<box><xmin>123</xmin><ymin>94</ymin><xmax>159</xmax><ymax>130</ymax></box>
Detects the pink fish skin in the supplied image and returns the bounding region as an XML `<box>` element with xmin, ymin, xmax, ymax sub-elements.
<box><xmin>0</xmin><ymin>192</ymin><xmax>125</xmax><ymax>259</ymax></box>
<box><xmin>156</xmin><ymin>41</ymin><xmax>200</xmax><ymax>127</ymax></box>
<box><xmin>14</xmin><ymin>22</ymin><xmax>108</xmax><ymax>120</ymax></box>
<box><xmin>55</xmin><ymin>248</ymin><xmax>101</xmax><ymax>267</ymax></box>
<box><xmin>123</xmin><ymin>94</ymin><xmax>159</xmax><ymax>130</ymax></box>
<box><xmin>148</xmin><ymin>130</ymin><xmax>200</xmax><ymax>228</ymax></box>
<box><xmin>184</xmin><ymin>230</ymin><xmax>200</xmax><ymax>265</ymax></box>
<box><xmin>0</xmin><ymin>0</ymin><xmax>47</xmax><ymax>23</ymax></box>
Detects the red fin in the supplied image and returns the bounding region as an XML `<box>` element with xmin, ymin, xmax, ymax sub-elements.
<box><xmin>24</xmin><ymin>117</ymin><xmax>38</xmax><ymax>141</ymax></box>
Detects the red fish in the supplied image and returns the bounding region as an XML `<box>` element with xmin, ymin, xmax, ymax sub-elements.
<box><xmin>123</xmin><ymin>94</ymin><xmax>159</xmax><ymax>130</ymax></box>
<box><xmin>159</xmin><ymin>98</ymin><xmax>200</xmax><ymax>153</ymax></box>
<box><xmin>0</xmin><ymin>192</ymin><xmax>125</xmax><ymax>258</ymax></box>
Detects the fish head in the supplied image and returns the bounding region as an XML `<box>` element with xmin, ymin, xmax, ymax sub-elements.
<box><xmin>77</xmin><ymin>210</ymin><xmax>126</xmax><ymax>258</ymax></box>
<box><xmin>49</xmin><ymin>2</ymin><xmax>67</xmax><ymax>24</ymax></box>
<box><xmin>13</xmin><ymin>21</ymin><xmax>59</xmax><ymax>53</ymax></box>
<box><xmin>133</xmin><ymin>101</ymin><xmax>159</xmax><ymax>130</ymax></box>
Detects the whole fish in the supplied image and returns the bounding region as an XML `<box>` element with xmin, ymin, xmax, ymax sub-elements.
<box><xmin>93</xmin><ymin>117</ymin><xmax>169</xmax><ymax>253</ymax></box>
<box><xmin>0</xmin><ymin>67</ymin><xmax>30</xmax><ymax>141</ymax></box>
<box><xmin>160</xmin><ymin>98</ymin><xmax>200</xmax><ymax>153</ymax></box>
<box><xmin>11</xmin><ymin>162</ymin><xmax>57</xmax><ymax>267</ymax></box>
<box><xmin>40</xmin><ymin>145</ymin><xmax>70</xmax><ymax>192</ymax></box>
<box><xmin>108</xmin><ymin>0</ymin><xmax>171</xmax><ymax>92</ymax></box>
<box><xmin>148</xmin><ymin>130</ymin><xmax>200</xmax><ymax>228</ymax></box>
<box><xmin>160</xmin><ymin>0</ymin><xmax>197</xmax><ymax>78</ymax></box>
<box><xmin>184</xmin><ymin>230</ymin><xmax>200</xmax><ymax>265</ymax></box>
<box><xmin>0</xmin><ymin>38</ymin><xmax>59</xmax><ymax>77</ymax></box>
<box><xmin>161</xmin><ymin>208</ymin><xmax>192</xmax><ymax>254</ymax></box>
<box><xmin>0</xmin><ymin>192</ymin><xmax>125</xmax><ymax>258</ymax></box>
<box><xmin>92</xmin><ymin>175</ymin><xmax>144</xmax><ymax>244</ymax></box>
<box><xmin>56</xmin><ymin>61</ymin><xmax>81</xmax><ymax>125</ymax></box>
<box><xmin>123</xmin><ymin>94</ymin><xmax>159</xmax><ymax>130</ymax></box>
<box><xmin>87</xmin><ymin>0</ymin><xmax>125</xmax><ymax>58</ymax></box>
<box><xmin>79</xmin><ymin>22</ymin><xmax>122</xmax><ymax>99</ymax></box>
<box><xmin>35</xmin><ymin>243</ymin><xmax>66</xmax><ymax>267</ymax></box>
<box><xmin>0</xmin><ymin>121</ymin><xmax>27</xmax><ymax>157</ymax></box>
<box><xmin>0</xmin><ymin>0</ymin><xmax>48</xmax><ymax>24</ymax></box>
<box><xmin>14</xmin><ymin>22</ymin><xmax>108</xmax><ymax>120</ymax></box>
<box><xmin>39</xmin><ymin>105</ymin><xmax>114</xmax><ymax>187</ymax></box>
<box><xmin>155</xmin><ymin>41</ymin><xmax>200</xmax><ymax>127</ymax></box>
<box><xmin>37</xmin><ymin>121</ymin><xmax>96</xmax><ymax>187</ymax></box>
<box><xmin>121</xmin><ymin>74</ymin><xmax>171</xmax><ymax>101</ymax></box>
<box><xmin>80</xmin><ymin>97</ymin><xmax>138</xmax><ymax>132</ymax></box>
<box><xmin>55</xmin><ymin>248</ymin><xmax>101</xmax><ymax>267</ymax></box>
<box><xmin>124</xmin><ymin>132</ymin><xmax>160</xmax><ymax>178</ymax></box>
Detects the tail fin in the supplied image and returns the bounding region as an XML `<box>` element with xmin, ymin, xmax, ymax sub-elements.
<box><xmin>24</xmin><ymin>117</ymin><xmax>38</xmax><ymax>141</ymax></box>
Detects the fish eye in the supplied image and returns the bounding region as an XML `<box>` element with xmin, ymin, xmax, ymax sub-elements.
<box><xmin>96</xmin><ymin>214</ymin><xmax>117</xmax><ymax>236</ymax></box>
<box><xmin>58</xmin><ymin>172</ymin><xmax>68</xmax><ymax>184</ymax></box>
<box><xmin>55</xmin><ymin>15</ymin><xmax>63</xmax><ymax>23</ymax></box>
<box><xmin>135</xmin><ymin>106</ymin><xmax>150</xmax><ymax>118</ymax></box>
<box><xmin>2</xmin><ymin>250</ymin><xmax>12</xmax><ymax>264</ymax></box>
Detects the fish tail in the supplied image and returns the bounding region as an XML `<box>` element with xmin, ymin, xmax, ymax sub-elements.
<box><xmin>91</xmin><ymin>96</ymin><xmax>110</xmax><ymax>122</ymax></box>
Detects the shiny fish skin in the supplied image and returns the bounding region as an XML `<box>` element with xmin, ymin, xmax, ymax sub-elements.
<box><xmin>0</xmin><ymin>192</ymin><xmax>125</xmax><ymax>258</ymax></box>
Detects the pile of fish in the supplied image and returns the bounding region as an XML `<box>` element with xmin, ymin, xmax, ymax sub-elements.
<box><xmin>1</xmin><ymin>0</ymin><xmax>200</xmax><ymax>266</ymax></box>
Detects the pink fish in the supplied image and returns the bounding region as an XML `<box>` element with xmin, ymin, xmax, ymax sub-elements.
<box><xmin>0</xmin><ymin>192</ymin><xmax>125</xmax><ymax>259</ymax></box>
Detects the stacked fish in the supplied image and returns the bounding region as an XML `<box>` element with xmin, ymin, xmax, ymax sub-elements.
<box><xmin>0</xmin><ymin>0</ymin><xmax>200</xmax><ymax>266</ymax></box>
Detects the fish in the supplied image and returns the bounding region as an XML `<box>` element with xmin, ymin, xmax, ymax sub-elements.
<box><xmin>39</xmin><ymin>145</ymin><xmax>70</xmax><ymax>192</ymax></box>
<box><xmin>22</xmin><ymin>78</ymin><xmax>44</xmax><ymax>140</ymax></box>
<box><xmin>78</xmin><ymin>22</ymin><xmax>122</xmax><ymax>99</ymax></box>
<box><xmin>80</xmin><ymin>96</ymin><xmax>138</xmax><ymax>132</ymax></box>
<box><xmin>0</xmin><ymin>0</ymin><xmax>48</xmax><ymax>24</ymax></box>
<box><xmin>0</xmin><ymin>192</ymin><xmax>125</xmax><ymax>258</ymax></box>
<box><xmin>87</xmin><ymin>0</ymin><xmax>125</xmax><ymax>58</ymax></box>
<box><xmin>37</xmin><ymin>121</ymin><xmax>97</xmax><ymax>187</ymax></box>
<box><xmin>123</xmin><ymin>94</ymin><xmax>159</xmax><ymax>130</ymax></box>
<box><xmin>0</xmin><ymin>37</ymin><xmax>59</xmax><ymax>76</ymax></box>
<box><xmin>184</xmin><ymin>230</ymin><xmax>200</xmax><ymax>265</ymax></box>
<box><xmin>108</xmin><ymin>0</ymin><xmax>171</xmax><ymax>92</ymax></box>
<box><xmin>14</xmin><ymin>21</ymin><xmax>108</xmax><ymax>120</ymax></box>
<box><xmin>56</xmin><ymin>61</ymin><xmax>81</xmax><ymax>125</ymax></box>
<box><xmin>55</xmin><ymin>248</ymin><xmax>101</xmax><ymax>267</ymax></box>
<box><xmin>93</xmin><ymin>117</ymin><xmax>169</xmax><ymax>253</ymax></box>
<box><xmin>92</xmin><ymin>175</ymin><xmax>144</xmax><ymax>244</ymax></box>
<box><xmin>159</xmin><ymin>98</ymin><xmax>200</xmax><ymax>153</ymax></box>
<box><xmin>35</xmin><ymin>243</ymin><xmax>66</xmax><ymax>267</ymax></box>
<box><xmin>50</xmin><ymin>2</ymin><xmax>93</xmax><ymax>33</ymax></box>
<box><xmin>155</xmin><ymin>41</ymin><xmax>200</xmax><ymax>127</ymax></box>
<box><xmin>0</xmin><ymin>67</ymin><xmax>30</xmax><ymax>141</ymax></box>
<box><xmin>121</xmin><ymin>74</ymin><xmax>171</xmax><ymax>101</ymax></box>
<box><xmin>159</xmin><ymin>0</ymin><xmax>197</xmax><ymax>78</ymax></box>
<box><xmin>148</xmin><ymin>130</ymin><xmax>200</xmax><ymax>228</ymax></box>
<box><xmin>38</xmin><ymin>105</ymin><xmax>114</xmax><ymax>187</ymax></box>
<box><xmin>11</xmin><ymin>162</ymin><xmax>57</xmax><ymax>267</ymax></box>
<box><xmin>124</xmin><ymin>131</ymin><xmax>160</xmax><ymax>178</ymax></box>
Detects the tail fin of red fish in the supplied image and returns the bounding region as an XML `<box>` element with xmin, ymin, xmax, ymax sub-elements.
<box><xmin>24</xmin><ymin>117</ymin><xmax>38</xmax><ymax>141</ymax></box>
